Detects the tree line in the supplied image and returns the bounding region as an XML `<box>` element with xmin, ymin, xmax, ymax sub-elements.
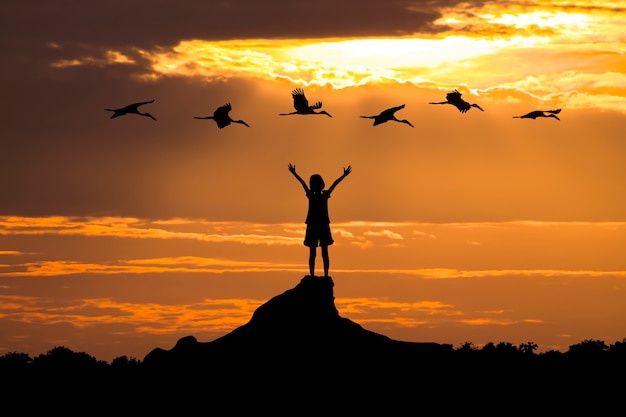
<box><xmin>2</xmin><ymin>337</ymin><xmax>625</xmax><ymax>371</ymax></box>
<box><xmin>2</xmin><ymin>337</ymin><xmax>624</xmax><ymax>412</ymax></box>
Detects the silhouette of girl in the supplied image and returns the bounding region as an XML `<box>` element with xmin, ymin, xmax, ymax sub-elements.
<box><xmin>288</xmin><ymin>163</ymin><xmax>352</xmax><ymax>277</ymax></box>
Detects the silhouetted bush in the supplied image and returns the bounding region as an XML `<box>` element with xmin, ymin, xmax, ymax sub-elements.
<box><xmin>33</xmin><ymin>346</ymin><xmax>108</xmax><ymax>373</ymax></box>
<box><xmin>0</xmin><ymin>351</ymin><xmax>32</xmax><ymax>367</ymax></box>
<box><xmin>111</xmin><ymin>354</ymin><xmax>142</xmax><ymax>369</ymax></box>
<box><xmin>567</xmin><ymin>338</ymin><xmax>608</xmax><ymax>356</ymax></box>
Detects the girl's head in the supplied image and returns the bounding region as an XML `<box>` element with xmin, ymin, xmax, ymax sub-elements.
<box><xmin>309</xmin><ymin>174</ymin><xmax>325</xmax><ymax>192</ymax></box>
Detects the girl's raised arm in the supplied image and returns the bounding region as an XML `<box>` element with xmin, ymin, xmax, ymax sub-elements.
<box><xmin>328</xmin><ymin>165</ymin><xmax>351</xmax><ymax>194</ymax></box>
<box><xmin>288</xmin><ymin>163</ymin><xmax>309</xmax><ymax>192</ymax></box>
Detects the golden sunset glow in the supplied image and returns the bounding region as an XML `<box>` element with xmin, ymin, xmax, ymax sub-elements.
<box><xmin>2</xmin><ymin>215</ymin><xmax>625</xmax><ymax>358</ymax></box>
<box><xmin>2</xmin><ymin>0</ymin><xmax>626</xmax><ymax>362</ymax></box>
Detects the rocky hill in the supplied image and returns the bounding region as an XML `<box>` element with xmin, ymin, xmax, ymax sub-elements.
<box><xmin>140</xmin><ymin>275</ymin><xmax>460</xmax><ymax>411</ymax></box>
<box><xmin>144</xmin><ymin>275</ymin><xmax>452</xmax><ymax>370</ymax></box>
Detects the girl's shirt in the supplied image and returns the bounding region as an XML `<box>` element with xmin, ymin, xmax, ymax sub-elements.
<box><xmin>305</xmin><ymin>190</ymin><xmax>331</xmax><ymax>225</ymax></box>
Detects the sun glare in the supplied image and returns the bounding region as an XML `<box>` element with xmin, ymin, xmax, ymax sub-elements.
<box><xmin>282</xmin><ymin>37</ymin><xmax>515</xmax><ymax>69</ymax></box>
<box><xmin>141</xmin><ymin>36</ymin><xmax>524</xmax><ymax>88</ymax></box>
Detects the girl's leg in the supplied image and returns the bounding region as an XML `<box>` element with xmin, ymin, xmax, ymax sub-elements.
<box><xmin>309</xmin><ymin>246</ymin><xmax>316</xmax><ymax>277</ymax></box>
<box><xmin>321</xmin><ymin>246</ymin><xmax>329</xmax><ymax>277</ymax></box>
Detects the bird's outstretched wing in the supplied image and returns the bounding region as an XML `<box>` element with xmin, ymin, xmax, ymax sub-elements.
<box><xmin>370</xmin><ymin>105</ymin><xmax>402</xmax><ymax>122</ymax></box>
<box><xmin>383</xmin><ymin>104</ymin><xmax>405</xmax><ymax>115</ymax></box>
<box><xmin>446</xmin><ymin>90</ymin><xmax>463</xmax><ymax>103</ymax></box>
<box><xmin>125</xmin><ymin>99</ymin><xmax>155</xmax><ymax>111</ymax></box>
<box><xmin>105</xmin><ymin>99</ymin><xmax>155</xmax><ymax>119</ymax></box>
<box><xmin>514</xmin><ymin>109</ymin><xmax>560</xmax><ymax>119</ymax></box>
<box><xmin>214</xmin><ymin>103</ymin><xmax>232</xmax><ymax>118</ymax></box>
<box><xmin>292</xmin><ymin>88</ymin><xmax>310</xmax><ymax>112</ymax></box>
<box><xmin>447</xmin><ymin>92</ymin><xmax>471</xmax><ymax>112</ymax></box>
<box><xmin>513</xmin><ymin>111</ymin><xmax>537</xmax><ymax>119</ymax></box>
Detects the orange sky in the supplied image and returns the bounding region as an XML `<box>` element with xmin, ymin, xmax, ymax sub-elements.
<box><xmin>1</xmin><ymin>0</ymin><xmax>625</xmax><ymax>362</ymax></box>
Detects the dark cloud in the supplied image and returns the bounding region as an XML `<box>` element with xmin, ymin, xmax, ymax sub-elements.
<box><xmin>0</xmin><ymin>0</ymin><xmax>452</xmax><ymax>84</ymax></box>
<box><xmin>3</xmin><ymin>0</ymin><xmax>448</xmax><ymax>48</ymax></box>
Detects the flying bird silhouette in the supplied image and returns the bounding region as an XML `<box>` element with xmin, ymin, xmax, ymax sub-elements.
<box><xmin>429</xmin><ymin>90</ymin><xmax>484</xmax><ymax>113</ymax></box>
<box><xmin>194</xmin><ymin>103</ymin><xmax>250</xmax><ymax>128</ymax></box>
<box><xmin>279</xmin><ymin>88</ymin><xmax>332</xmax><ymax>117</ymax></box>
<box><xmin>105</xmin><ymin>99</ymin><xmax>157</xmax><ymax>120</ymax></box>
<box><xmin>513</xmin><ymin>109</ymin><xmax>561</xmax><ymax>120</ymax></box>
<box><xmin>360</xmin><ymin>104</ymin><xmax>414</xmax><ymax>127</ymax></box>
